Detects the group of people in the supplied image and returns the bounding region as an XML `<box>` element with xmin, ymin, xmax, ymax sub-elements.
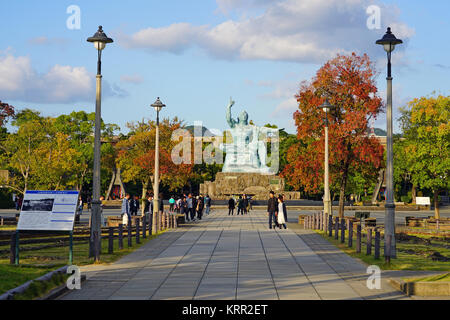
<box><xmin>120</xmin><ymin>192</ymin><xmax>212</xmax><ymax>224</ymax></box>
<box><xmin>227</xmin><ymin>192</ymin><xmax>287</xmax><ymax>230</ymax></box>
<box><xmin>178</xmin><ymin>193</ymin><xmax>212</xmax><ymax>222</ymax></box>
<box><xmin>267</xmin><ymin>191</ymin><xmax>288</xmax><ymax>229</ymax></box>
<box><xmin>227</xmin><ymin>194</ymin><xmax>252</xmax><ymax>215</ymax></box>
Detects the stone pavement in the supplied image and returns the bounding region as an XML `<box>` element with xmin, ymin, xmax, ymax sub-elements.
<box><xmin>59</xmin><ymin>210</ymin><xmax>409</xmax><ymax>300</ymax></box>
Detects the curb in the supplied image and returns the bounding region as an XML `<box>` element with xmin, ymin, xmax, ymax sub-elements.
<box><xmin>39</xmin><ymin>274</ymin><xmax>87</xmax><ymax>300</ymax></box>
<box><xmin>388</xmin><ymin>278</ymin><xmax>450</xmax><ymax>297</ymax></box>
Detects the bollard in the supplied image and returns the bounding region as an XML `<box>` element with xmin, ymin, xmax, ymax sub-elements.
<box><xmin>356</xmin><ymin>224</ymin><xmax>361</xmax><ymax>253</ymax></box>
<box><xmin>340</xmin><ymin>218</ymin><xmax>345</xmax><ymax>243</ymax></box>
<box><xmin>108</xmin><ymin>227</ymin><xmax>114</xmax><ymax>254</ymax></box>
<box><xmin>128</xmin><ymin>222</ymin><xmax>132</xmax><ymax>247</ymax></box>
<box><xmin>136</xmin><ymin>218</ymin><xmax>140</xmax><ymax>244</ymax></box>
<box><xmin>366</xmin><ymin>228</ymin><xmax>372</xmax><ymax>255</ymax></box>
<box><xmin>10</xmin><ymin>232</ymin><xmax>16</xmax><ymax>265</ymax></box>
<box><xmin>174</xmin><ymin>214</ymin><xmax>177</xmax><ymax>228</ymax></box>
<box><xmin>348</xmin><ymin>221</ymin><xmax>353</xmax><ymax>247</ymax></box>
<box><xmin>118</xmin><ymin>224</ymin><xmax>123</xmax><ymax>250</ymax></box>
<box><xmin>328</xmin><ymin>215</ymin><xmax>333</xmax><ymax>237</ymax></box>
<box><xmin>334</xmin><ymin>217</ymin><xmax>339</xmax><ymax>240</ymax></box>
<box><xmin>142</xmin><ymin>215</ymin><xmax>147</xmax><ymax>239</ymax></box>
<box><xmin>374</xmin><ymin>230</ymin><xmax>380</xmax><ymax>260</ymax></box>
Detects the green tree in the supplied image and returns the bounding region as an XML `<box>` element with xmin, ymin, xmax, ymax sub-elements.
<box><xmin>399</xmin><ymin>95</ymin><xmax>450</xmax><ymax>218</ymax></box>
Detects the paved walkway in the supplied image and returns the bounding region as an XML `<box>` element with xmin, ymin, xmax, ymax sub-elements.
<box><xmin>60</xmin><ymin>210</ymin><xmax>410</xmax><ymax>300</ymax></box>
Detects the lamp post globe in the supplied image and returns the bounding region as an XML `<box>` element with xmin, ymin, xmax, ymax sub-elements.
<box><xmin>151</xmin><ymin>97</ymin><xmax>166</xmax><ymax>233</ymax></box>
<box><xmin>376</xmin><ymin>27</ymin><xmax>402</xmax><ymax>262</ymax></box>
<box><xmin>86</xmin><ymin>26</ymin><xmax>113</xmax><ymax>262</ymax></box>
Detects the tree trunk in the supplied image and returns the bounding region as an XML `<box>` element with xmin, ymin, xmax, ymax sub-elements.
<box><xmin>338</xmin><ymin>163</ymin><xmax>350</xmax><ymax>218</ymax></box>
<box><xmin>433</xmin><ymin>190</ymin><xmax>440</xmax><ymax>220</ymax></box>
<box><xmin>141</xmin><ymin>180</ymin><xmax>149</xmax><ymax>215</ymax></box>
<box><xmin>411</xmin><ymin>184</ymin><xmax>417</xmax><ymax>204</ymax></box>
<box><xmin>105</xmin><ymin>169</ymin><xmax>116</xmax><ymax>200</ymax></box>
<box><xmin>338</xmin><ymin>181</ymin><xmax>346</xmax><ymax>218</ymax></box>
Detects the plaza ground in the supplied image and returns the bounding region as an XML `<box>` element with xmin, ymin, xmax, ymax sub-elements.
<box><xmin>57</xmin><ymin>209</ymin><xmax>447</xmax><ymax>300</ymax></box>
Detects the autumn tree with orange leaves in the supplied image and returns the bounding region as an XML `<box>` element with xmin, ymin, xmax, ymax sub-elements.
<box><xmin>282</xmin><ymin>53</ymin><xmax>385</xmax><ymax>217</ymax></box>
<box><xmin>116</xmin><ymin>117</ymin><xmax>194</xmax><ymax>203</ymax></box>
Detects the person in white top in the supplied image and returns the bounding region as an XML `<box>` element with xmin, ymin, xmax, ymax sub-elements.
<box><xmin>277</xmin><ymin>195</ymin><xmax>287</xmax><ymax>229</ymax></box>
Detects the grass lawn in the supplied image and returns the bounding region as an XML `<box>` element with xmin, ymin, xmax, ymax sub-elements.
<box><xmin>404</xmin><ymin>273</ymin><xmax>450</xmax><ymax>283</ymax></box>
<box><xmin>0</xmin><ymin>229</ymin><xmax>167</xmax><ymax>296</ymax></box>
<box><xmin>0</xmin><ymin>225</ymin><xmax>17</xmax><ymax>231</ymax></box>
<box><xmin>315</xmin><ymin>230</ymin><xmax>450</xmax><ymax>271</ymax></box>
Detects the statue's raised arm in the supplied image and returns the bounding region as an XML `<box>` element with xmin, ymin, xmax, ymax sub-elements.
<box><xmin>226</xmin><ymin>97</ymin><xmax>236</xmax><ymax>128</ymax></box>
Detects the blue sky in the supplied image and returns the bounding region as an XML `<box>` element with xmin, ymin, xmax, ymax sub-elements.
<box><xmin>0</xmin><ymin>0</ymin><xmax>449</xmax><ymax>134</ymax></box>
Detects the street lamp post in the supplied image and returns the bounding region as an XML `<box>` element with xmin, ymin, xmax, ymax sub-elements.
<box><xmin>151</xmin><ymin>98</ymin><xmax>166</xmax><ymax>230</ymax></box>
<box><xmin>376</xmin><ymin>27</ymin><xmax>402</xmax><ymax>261</ymax></box>
<box><xmin>87</xmin><ymin>26</ymin><xmax>113</xmax><ymax>262</ymax></box>
<box><xmin>319</xmin><ymin>99</ymin><xmax>334</xmax><ymax>218</ymax></box>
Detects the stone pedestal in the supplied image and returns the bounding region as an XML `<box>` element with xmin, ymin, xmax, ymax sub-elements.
<box><xmin>199</xmin><ymin>172</ymin><xmax>300</xmax><ymax>200</ymax></box>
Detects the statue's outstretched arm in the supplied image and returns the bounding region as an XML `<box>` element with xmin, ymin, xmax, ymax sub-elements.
<box><xmin>226</xmin><ymin>97</ymin><xmax>236</xmax><ymax>128</ymax></box>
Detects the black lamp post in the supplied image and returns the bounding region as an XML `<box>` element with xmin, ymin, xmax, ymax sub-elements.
<box><xmin>319</xmin><ymin>99</ymin><xmax>334</xmax><ymax>218</ymax></box>
<box><xmin>86</xmin><ymin>26</ymin><xmax>113</xmax><ymax>262</ymax></box>
<box><xmin>151</xmin><ymin>97</ymin><xmax>166</xmax><ymax>233</ymax></box>
<box><xmin>376</xmin><ymin>27</ymin><xmax>402</xmax><ymax>262</ymax></box>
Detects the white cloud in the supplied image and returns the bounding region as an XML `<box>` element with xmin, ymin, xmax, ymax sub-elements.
<box><xmin>119</xmin><ymin>0</ymin><xmax>414</xmax><ymax>64</ymax></box>
<box><xmin>0</xmin><ymin>53</ymin><xmax>127</xmax><ymax>104</ymax></box>
<box><xmin>120</xmin><ymin>74</ymin><xmax>144</xmax><ymax>84</ymax></box>
<box><xmin>28</xmin><ymin>36</ymin><xmax>68</xmax><ymax>47</ymax></box>
<box><xmin>271</xmin><ymin>96</ymin><xmax>298</xmax><ymax>117</ymax></box>
<box><xmin>216</xmin><ymin>0</ymin><xmax>281</xmax><ymax>14</ymax></box>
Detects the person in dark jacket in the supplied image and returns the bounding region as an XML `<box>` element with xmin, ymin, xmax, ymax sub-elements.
<box><xmin>228</xmin><ymin>197</ymin><xmax>235</xmax><ymax>215</ymax></box>
<box><xmin>130</xmin><ymin>195</ymin><xmax>139</xmax><ymax>216</ymax></box>
<box><xmin>144</xmin><ymin>194</ymin><xmax>153</xmax><ymax>214</ymax></box>
<box><xmin>205</xmin><ymin>194</ymin><xmax>211</xmax><ymax>215</ymax></box>
<box><xmin>267</xmin><ymin>191</ymin><xmax>278</xmax><ymax>229</ymax></box>
<box><xmin>158</xmin><ymin>193</ymin><xmax>164</xmax><ymax>213</ymax></box>
<box><xmin>243</xmin><ymin>194</ymin><xmax>249</xmax><ymax>214</ymax></box>
<box><xmin>180</xmin><ymin>197</ymin><xmax>188</xmax><ymax>221</ymax></box>
<box><xmin>196</xmin><ymin>195</ymin><xmax>204</xmax><ymax>220</ymax></box>
<box><xmin>237</xmin><ymin>196</ymin><xmax>245</xmax><ymax>215</ymax></box>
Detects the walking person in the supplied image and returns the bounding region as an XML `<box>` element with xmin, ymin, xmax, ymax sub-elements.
<box><xmin>121</xmin><ymin>194</ymin><xmax>131</xmax><ymax>225</ymax></box>
<box><xmin>187</xmin><ymin>193</ymin><xmax>195</xmax><ymax>221</ymax></box>
<box><xmin>196</xmin><ymin>195</ymin><xmax>204</xmax><ymax>220</ymax></box>
<box><xmin>180</xmin><ymin>197</ymin><xmax>188</xmax><ymax>222</ymax></box>
<box><xmin>169</xmin><ymin>196</ymin><xmax>175</xmax><ymax>213</ymax></box>
<box><xmin>277</xmin><ymin>195</ymin><xmax>287</xmax><ymax>229</ymax></box>
<box><xmin>158</xmin><ymin>193</ymin><xmax>164</xmax><ymax>214</ymax></box>
<box><xmin>76</xmin><ymin>196</ymin><xmax>83</xmax><ymax>223</ymax></box>
<box><xmin>176</xmin><ymin>197</ymin><xmax>182</xmax><ymax>213</ymax></box>
<box><xmin>237</xmin><ymin>196</ymin><xmax>245</xmax><ymax>215</ymax></box>
<box><xmin>144</xmin><ymin>194</ymin><xmax>154</xmax><ymax>220</ymax></box>
<box><xmin>267</xmin><ymin>191</ymin><xmax>278</xmax><ymax>229</ymax></box>
<box><xmin>129</xmin><ymin>195</ymin><xmax>137</xmax><ymax>216</ymax></box>
<box><xmin>243</xmin><ymin>194</ymin><xmax>248</xmax><ymax>214</ymax></box>
<box><xmin>205</xmin><ymin>194</ymin><xmax>211</xmax><ymax>215</ymax></box>
<box><xmin>228</xmin><ymin>197</ymin><xmax>235</xmax><ymax>215</ymax></box>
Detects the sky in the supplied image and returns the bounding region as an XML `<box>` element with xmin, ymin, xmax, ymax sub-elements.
<box><xmin>0</xmin><ymin>0</ymin><xmax>449</xmax><ymax>135</ymax></box>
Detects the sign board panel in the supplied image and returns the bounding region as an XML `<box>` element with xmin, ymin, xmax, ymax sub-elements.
<box><xmin>17</xmin><ymin>190</ymin><xmax>79</xmax><ymax>231</ymax></box>
<box><xmin>416</xmin><ymin>197</ymin><xmax>431</xmax><ymax>206</ymax></box>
